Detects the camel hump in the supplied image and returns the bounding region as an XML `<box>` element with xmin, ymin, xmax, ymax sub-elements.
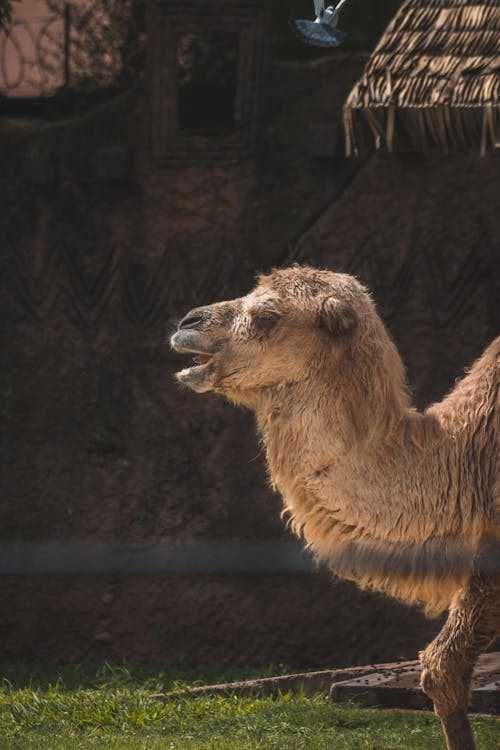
<box><xmin>431</xmin><ymin>335</ymin><xmax>499</xmax><ymax>427</ymax></box>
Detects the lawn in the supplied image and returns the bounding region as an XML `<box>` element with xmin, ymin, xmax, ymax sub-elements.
<box><xmin>0</xmin><ymin>663</ymin><xmax>498</xmax><ymax>750</ymax></box>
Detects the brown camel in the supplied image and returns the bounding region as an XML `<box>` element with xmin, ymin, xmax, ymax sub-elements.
<box><xmin>170</xmin><ymin>265</ymin><xmax>499</xmax><ymax>750</ymax></box>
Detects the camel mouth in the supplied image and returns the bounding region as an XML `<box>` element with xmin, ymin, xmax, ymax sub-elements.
<box><xmin>183</xmin><ymin>352</ymin><xmax>214</xmax><ymax>373</ymax></box>
<box><xmin>173</xmin><ymin>346</ymin><xmax>215</xmax><ymax>376</ymax></box>
<box><xmin>191</xmin><ymin>352</ymin><xmax>213</xmax><ymax>366</ymax></box>
<box><xmin>171</xmin><ymin>341</ymin><xmax>216</xmax><ymax>368</ymax></box>
<box><xmin>170</xmin><ymin>332</ymin><xmax>218</xmax><ymax>392</ymax></box>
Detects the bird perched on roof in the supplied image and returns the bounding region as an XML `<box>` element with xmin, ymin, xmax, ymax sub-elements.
<box><xmin>290</xmin><ymin>0</ymin><xmax>349</xmax><ymax>48</ymax></box>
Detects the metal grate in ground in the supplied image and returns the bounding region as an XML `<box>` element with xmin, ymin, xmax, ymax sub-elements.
<box><xmin>331</xmin><ymin>651</ymin><xmax>500</xmax><ymax>714</ymax></box>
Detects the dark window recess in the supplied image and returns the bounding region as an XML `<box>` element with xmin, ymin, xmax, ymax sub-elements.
<box><xmin>176</xmin><ymin>31</ymin><xmax>239</xmax><ymax>136</ymax></box>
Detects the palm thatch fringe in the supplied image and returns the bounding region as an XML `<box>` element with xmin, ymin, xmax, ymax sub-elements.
<box><xmin>343</xmin><ymin>104</ymin><xmax>498</xmax><ymax>156</ymax></box>
<box><xmin>343</xmin><ymin>0</ymin><xmax>499</xmax><ymax>155</ymax></box>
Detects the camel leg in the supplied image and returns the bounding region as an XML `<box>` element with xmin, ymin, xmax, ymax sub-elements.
<box><xmin>420</xmin><ymin>574</ymin><xmax>500</xmax><ymax>750</ymax></box>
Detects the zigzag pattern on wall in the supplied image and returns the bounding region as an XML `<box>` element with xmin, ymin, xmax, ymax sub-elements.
<box><xmin>297</xmin><ymin>233</ymin><xmax>498</xmax><ymax>331</ymax></box>
<box><xmin>1</xmin><ymin>226</ymin><xmax>498</xmax><ymax>336</ymax></box>
<box><xmin>1</xmin><ymin>231</ymin><xmax>230</xmax><ymax>334</ymax></box>
<box><xmin>351</xmin><ymin>238</ymin><xmax>495</xmax><ymax>329</ymax></box>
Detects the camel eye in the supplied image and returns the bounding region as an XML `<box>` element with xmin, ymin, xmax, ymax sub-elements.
<box><xmin>253</xmin><ymin>310</ymin><xmax>280</xmax><ymax>331</ymax></box>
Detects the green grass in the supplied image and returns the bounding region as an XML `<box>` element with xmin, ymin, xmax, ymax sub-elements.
<box><xmin>0</xmin><ymin>663</ymin><xmax>498</xmax><ymax>750</ymax></box>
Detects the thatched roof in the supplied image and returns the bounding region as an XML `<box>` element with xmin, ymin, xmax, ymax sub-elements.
<box><xmin>343</xmin><ymin>0</ymin><xmax>499</xmax><ymax>156</ymax></box>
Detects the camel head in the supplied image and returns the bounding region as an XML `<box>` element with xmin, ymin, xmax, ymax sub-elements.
<box><xmin>170</xmin><ymin>265</ymin><xmax>394</xmax><ymax>409</ymax></box>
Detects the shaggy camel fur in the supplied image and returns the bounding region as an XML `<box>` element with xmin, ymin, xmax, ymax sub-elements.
<box><xmin>171</xmin><ymin>265</ymin><xmax>499</xmax><ymax>750</ymax></box>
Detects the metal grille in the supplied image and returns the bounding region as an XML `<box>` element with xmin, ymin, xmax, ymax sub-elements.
<box><xmin>0</xmin><ymin>3</ymin><xmax>67</xmax><ymax>95</ymax></box>
<box><xmin>0</xmin><ymin>0</ymin><xmax>146</xmax><ymax>97</ymax></box>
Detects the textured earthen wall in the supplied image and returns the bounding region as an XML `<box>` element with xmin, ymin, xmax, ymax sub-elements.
<box><xmin>0</xmin><ymin>53</ymin><xmax>497</xmax><ymax>666</ymax></box>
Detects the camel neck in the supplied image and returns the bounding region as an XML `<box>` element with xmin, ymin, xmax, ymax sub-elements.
<box><xmin>255</xmin><ymin>376</ymin><xmax>411</xmax><ymax>485</ymax></box>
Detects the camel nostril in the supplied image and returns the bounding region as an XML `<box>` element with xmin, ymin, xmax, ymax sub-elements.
<box><xmin>178</xmin><ymin>312</ymin><xmax>206</xmax><ymax>330</ymax></box>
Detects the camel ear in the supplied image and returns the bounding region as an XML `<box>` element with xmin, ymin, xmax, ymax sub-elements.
<box><xmin>319</xmin><ymin>296</ymin><xmax>357</xmax><ymax>335</ymax></box>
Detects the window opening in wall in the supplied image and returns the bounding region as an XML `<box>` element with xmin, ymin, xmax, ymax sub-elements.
<box><xmin>176</xmin><ymin>31</ymin><xmax>239</xmax><ymax>136</ymax></box>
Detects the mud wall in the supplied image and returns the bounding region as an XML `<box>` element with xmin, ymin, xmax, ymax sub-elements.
<box><xmin>0</xmin><ymin>53</ymin><xmax>498</xmax><ymax>666</ymax></box>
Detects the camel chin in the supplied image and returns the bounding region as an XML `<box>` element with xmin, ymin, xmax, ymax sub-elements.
<box><xmin>175</xmin><ymin>362</ymin><xmax>215</xmax><ymax>393</ymax></box>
